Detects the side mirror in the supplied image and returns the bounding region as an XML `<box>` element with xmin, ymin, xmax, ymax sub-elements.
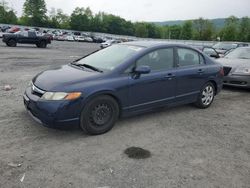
<box><xmin>134</xmin><ymin>65</ymin><xmax>151</xmax><ymax>74</ymax></box>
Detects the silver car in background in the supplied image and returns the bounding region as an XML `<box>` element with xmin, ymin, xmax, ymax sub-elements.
<box><xmin>217</xmin><ymin>47</ymin><xmax>250</xmax><ymax>88</ymax></box>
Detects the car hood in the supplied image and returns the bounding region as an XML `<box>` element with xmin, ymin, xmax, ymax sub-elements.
<box><xmin>216</xmin><ymin>58</ymin><xmax>250</xmax><ymax>68</ymax></box>
<box><xmin>32</xmin><ymin>64</ymin><xmax>101</xmax><ymax>91</ymax></box>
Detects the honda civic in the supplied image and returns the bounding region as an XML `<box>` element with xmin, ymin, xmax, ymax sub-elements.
<box><xmin>23</xmin><ymin>42</ymin><xmax>224</xmax><ymax>135</ymax></box>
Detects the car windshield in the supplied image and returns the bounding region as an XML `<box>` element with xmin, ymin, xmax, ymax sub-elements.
<box><xmin>76</xmin><ymin>44</ymin><xmax>144</xmax><ymax>71</ymax></box>
<box><xmin>225</xmin><ymin>48</ymin><xmax>250</xmax><ymax>59</ymax></box>
<box><xmin>213</xmin><ymin>43</ymin><xmax>238</xmax><ymax>50</ymax></box>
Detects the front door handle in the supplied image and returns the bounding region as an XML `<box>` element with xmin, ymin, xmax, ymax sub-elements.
<box><xmin>197</xmin><ymin>69</ymin><xmax>205</xmax><ymax>74</ymax></box>
<box><xmin>164</xmin><ymin>73</ymin><xmax>175</xmax><ymax>80</ymax></box>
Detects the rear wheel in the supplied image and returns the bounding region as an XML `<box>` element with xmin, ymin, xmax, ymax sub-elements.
<box><xmin>7</xmin><ymin>39</ymin><xmax>17</xmax><ymax>47</ymax></box>
<box><xmin>195</xmin><ymin>82</ymin><xmax>215</xmax><ymax>109</ymax></box>
<box><xmin>80</xmin><ymin>95</ymin><xmax>119</xmax><ymax>135</ymax></box>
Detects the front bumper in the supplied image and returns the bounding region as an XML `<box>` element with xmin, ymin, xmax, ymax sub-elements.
<box><xmin>223</xmin><ymin>75</ymin><xmax>250</xmax><ymax>88</ymax></box>
<box><xmin>23</xmin><ymin>87</ymin><xmax>81</xmax><ymax>128</ymax></box>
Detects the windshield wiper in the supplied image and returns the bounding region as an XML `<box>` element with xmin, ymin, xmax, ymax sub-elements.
<box><xmin>71</xmin><ymin>63</ymin><xmax>103</xmax><ymax>73</ymax></box>
<box><xmin>81</xmin><ymin>64</ymin><xmax>103</xmax><ymax>72</ymax></box>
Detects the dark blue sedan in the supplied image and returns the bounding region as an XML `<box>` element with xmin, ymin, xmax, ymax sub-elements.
<box><xmin>23</xmin><ymin>41</ymin><xmax>224</xmax><ymax>135</ymax></box>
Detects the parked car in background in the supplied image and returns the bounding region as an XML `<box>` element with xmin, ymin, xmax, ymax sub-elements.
<box><xmin>100</xmin><ymin>40</ymin><xmax>121</xmax><ymax>48</ymax></box>
<box><xmin>213</xmin><ymin>42</ymin><xmax>249</xmax><ymax>56</ymax></box>
<box><xmin>8</xmin><ymin>26</ymin><xmax>20</xmax><ymax>33</ymax></box>
<box><xmin>57</xmin><ymin>35</ymin><xmax>66</xmax><ymax>41</ymax></box>
<box><xmin>0</xmin><ymin>32</ymin><xmax>5</xmax><ymax>38</ymax></box>
<box><xmin>217</xmin><ymin>47</ymin><xmax>250</xmax><ymax>88</ymax></box>
<box><xmin>202</xmin><ymin>47</ymin><xmax>220</xmax><ymax>59</ymax></box>
<box><xmin>92</xmin><ymin>36</ymin><xmax>105</xmax><ymax>43</ymax></box>
<box><xmin>75</xmin><ymin>36</ymin><xmax>85</xmax><ymax>42</ymax></box>
<box><xmin>65</xmin><ymin>35</ymin><xmax>75</xmax><ymax>41</ymax></box>
<box><xmin>23</xmin><ymin>42</ymin><xmax>223</xmax><ymax>135</ymax></box>
<box><xmin>84</xmin><ymin>37</ymin><xmax>93</xmax><ymax>42</ymax></box>
<box><xmin>2</xmin><ymin>31</ymin><xmax>51</xmax><ymax>48</ymax></box>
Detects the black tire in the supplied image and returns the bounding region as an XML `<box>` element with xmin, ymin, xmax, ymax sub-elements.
<box><xmin>195</xmin><ymin>82</ymin><xmax>215</xmax><ymax>109</ymax></box>
<box><xmin>7</xmin><ymin>39</ymin><xmax>17</xmax><ymax>47</ymax></box>
<box><xmin>80</xmin><ymin>95</ymin><xmax>119</xmax><ymax>135</ymax></box>
<box><xmin>37</xmin><ymin>41</ymin><xmax>47</xmax><ymax>48</ymax></box>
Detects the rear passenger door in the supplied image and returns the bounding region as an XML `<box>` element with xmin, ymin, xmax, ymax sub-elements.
<box><xmin>175</xmin><ymin>47</ymin><xmax>207</xmax><ymax>101</ymax></box>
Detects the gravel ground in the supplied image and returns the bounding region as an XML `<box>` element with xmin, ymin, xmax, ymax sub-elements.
<box><xmin>0</xmin><ymin>40</ymin><xmax>250</xmax><ymax>188</ymax></box>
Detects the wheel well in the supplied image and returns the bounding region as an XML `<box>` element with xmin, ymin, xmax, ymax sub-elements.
<box><xmin>8</xmin><ymin>38</ymin><xmax>16</xmax><ymax>42</ymax></box>
<box><xmin>103</xmin><ymin>94</ymin><xmax>122</xmax><ymax>117</ymax></box>
<box><xmin>208</xmin><ymin>80</ymin><xmax>217</xmax><ymax>94</ymax></box>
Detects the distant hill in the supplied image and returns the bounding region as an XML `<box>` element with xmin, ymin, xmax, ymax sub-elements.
<box><xmin>153</xmin><ymin>18</ymin><xmax>226</xmax><ymax>29</ymax></box>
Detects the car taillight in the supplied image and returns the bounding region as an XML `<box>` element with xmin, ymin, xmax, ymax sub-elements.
<box><xmin>219</xmin><ymin>67</ymin><xmax>224</xmax><ymax>76</ymax></box>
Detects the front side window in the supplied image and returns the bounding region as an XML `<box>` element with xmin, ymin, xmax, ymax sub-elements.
<box><xmin>177</xmin><ymin>48</ymin><xmax>203</xmax><ymax>67</ymax></box>
<box><xmin>136</xmin><ymin>48</ymin><xmax>174</xmax><ymax>71</ymax></box>
<box><xmin>16</xmin><ymin>31</ymin><xmax>28</xmax><ymax>37</ymax></box>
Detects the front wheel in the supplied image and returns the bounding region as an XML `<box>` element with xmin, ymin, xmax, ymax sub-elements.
<box><xmin>80</xmin><ymin>95</ymin><xmax>119</xmax><ymax>135</ymax></box>
<box><xmin>195</xmin><ymin>82</ymin><xmax>215</xmax><ymax>109</ymax></box>
<box><xmin>7</xmin><ymin>39</ymin><xmax>17</xmax><ymax>47</ymax></box>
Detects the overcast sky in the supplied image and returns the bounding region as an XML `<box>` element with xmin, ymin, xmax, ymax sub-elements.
<box><xmin>5</xmin><ymin>0</ymin><xmax>250</xmax><ymax>22</ymax></box>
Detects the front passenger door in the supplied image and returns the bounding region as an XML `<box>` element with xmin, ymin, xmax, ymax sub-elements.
<box><xmin>128</xmin><ymin>48</ymin><xmax>176</xmax><ymax>111</ymax></box>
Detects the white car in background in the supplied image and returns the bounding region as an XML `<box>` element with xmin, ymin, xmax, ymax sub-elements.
<box><xmin>84</xmin><ymin>37</ymin><xmax>93</xmax><ymax>42</ymax></box>
<box><xmin>0</xmin><ymin>32</ymin><xmax>5</xmax><ymax>38</ymax></box>
<box><xmin>65</xmin><ymin>35</ymin><xmax>75</xmax><ymax>41</ymax></box>
<box><xmin>75</xmin><ymin>36</ymin><xmax>85</xmax><ymax>42</ymax></box>
<box><xmin>100</xmin><ymin>40</ymin><xmax>121</xmax><ymax>48</ymax></box>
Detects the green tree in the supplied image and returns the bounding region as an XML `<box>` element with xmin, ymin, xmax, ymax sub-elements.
<box><xmin>70</xmin><ymin>7</ymin><xmax>92</xmax><ymax>31</ymax></box>
<box><xmin>22</xmin><ymin>0</ymin><xmax>48</xmax><ymax>26</ymax></box>
<box><xmin>220</xmin><ymin>16</ymin><xmax>239</xmax><ymax>41</ymax></box>
<box><xmin>238</xmin><ymin>17</ymin><xmax>250</xmax><ymax>42</ymax></box>
<box><xmin>168</xmin><ymin>25</ymin><xmax>182</xmax><ymax>39</ymax></box>
<box><xmin>181</xmin><ymin>21</ymin><xmax>193</xmax><ymax>40</ymax></box>
<box><xmin>91</xmin><ymin>12</ymin><xmax>107</xmax><ymax>33</ymax></box>
<box><xmin>193</xmin><ymin>18</ymin><xmax>214</xmax><ymax>40</ymax></box>
<box><xmin>134</xmin><ymin>22</ymin><xmax>148</xmax><ymax>38</ymax></box>
<box><xmin>48</xmin><ymin>8</ymin><xmax>70</xmax><ymax>29</ymax></box>
<box><xmin>0</xmin><ymin>1</ymin><xmax>17</xmax><ymax>24</ymax></box>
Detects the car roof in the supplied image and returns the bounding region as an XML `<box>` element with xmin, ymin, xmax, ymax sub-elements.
<box><xmin>122</xmin><ymin>41</ymin><xmax>192</xmax><ymax>48</ymax></box>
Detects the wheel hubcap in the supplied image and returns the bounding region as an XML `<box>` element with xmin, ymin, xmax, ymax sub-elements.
<box><xmin>91</xmin><ymin>104</ymin><xmax>112</xmax><ymax>126</ymax></box>
<box><xmin>201</xmin><ymin>85</ymin><xmax>214</xmax><ymax>106</ymax></box>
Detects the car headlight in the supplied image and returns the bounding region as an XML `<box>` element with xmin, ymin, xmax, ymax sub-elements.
<box><xmin>233</xmin><ymin>67</ymin><xmax>250</xmax><ymax>75</ymax></box>
<box><xmin>41</xmin><ymin>92</ymin><xmax>82</xmax><ymax>100</ymax></box>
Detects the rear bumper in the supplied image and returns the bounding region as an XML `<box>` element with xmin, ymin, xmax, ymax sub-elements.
<box><xmin>223</xmin><ymin>75</ymin><xmax>250</xmax><ymax>88</ymax></box>
<box><xmin>23</xmin><ymin>87</ymin><xmax>81</xmax><ymax>128</ymax></box>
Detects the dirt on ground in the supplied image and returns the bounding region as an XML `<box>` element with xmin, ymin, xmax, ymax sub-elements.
<box><xmin>0</xmin><ymin>40</ymin><xmax>249</xmax><ymax>188</ymax></box>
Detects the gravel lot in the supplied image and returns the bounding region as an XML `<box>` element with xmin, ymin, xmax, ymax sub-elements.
<box><xmin>0</xmin><ymin>40</ymin><xmax>250</xmax><ymax>188</ymax></box>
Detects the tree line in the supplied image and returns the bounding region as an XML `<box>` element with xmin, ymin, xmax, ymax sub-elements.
<box><xmin>1</xmin><ymin>0</ymin><xmax>250</xmax><ymax>42</ymax></box>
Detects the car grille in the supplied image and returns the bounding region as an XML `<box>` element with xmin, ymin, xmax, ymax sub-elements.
<box><xmin>223</xmin><ymin>66</ymin><xmax>232</xmax><ymax>76</ymax></box>
<box><xmin>31</xmin><ymin>83</ymin><xmax>45</xmax><ymax>97</ymax></box>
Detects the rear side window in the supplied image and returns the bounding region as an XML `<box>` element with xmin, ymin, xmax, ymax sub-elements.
<box><xmin>136</xmin><ymin>48</ymin><xmax>174</xmax><ymax>71</ymax></box>
<box><xmin>177</xmin><ymin>48</ymin><xmax>204</xmax><ymax>67</ymax></box>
